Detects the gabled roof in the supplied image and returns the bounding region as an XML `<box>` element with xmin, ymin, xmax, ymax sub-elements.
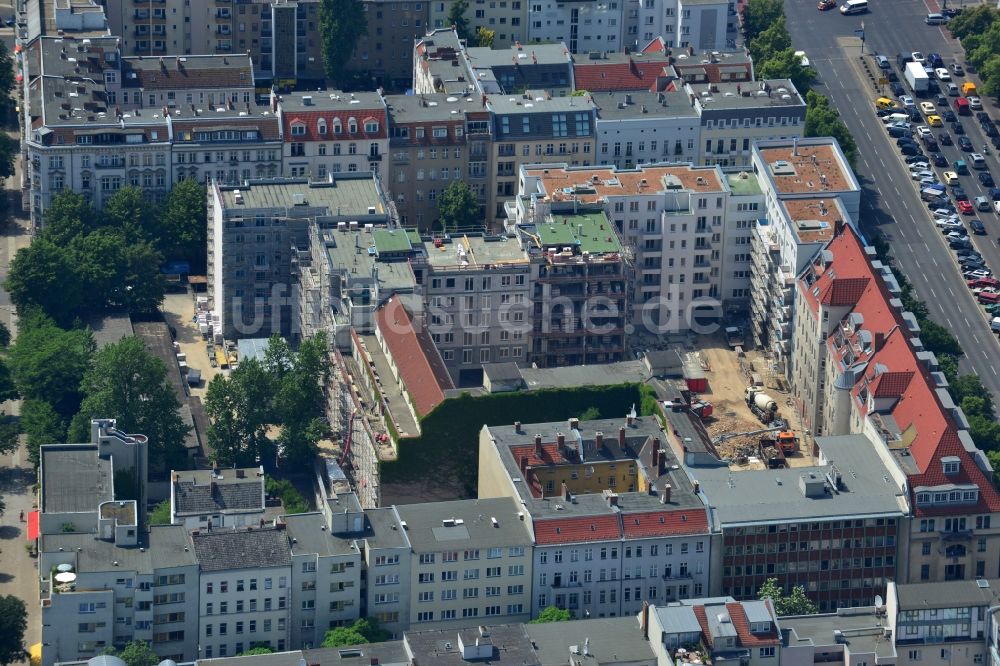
<box><xmin>820</xmin><ymin>276</ymin><xmax>870</xmax><ymax>306</ymax></box>
<box><xmin>620</xmin><ymin>510</ymin><xmax>709</xmax><ymax>538</ymax></box>
<box><xmin>725</xmin><ymin>601</ymin><xmax>781</xmax><ymax>647</ymax></box>
<box><xmin>280</xmin><ymin>107</ymin><xmax>388</xmax><ymax>142</ymax></box>
<box><xmin>869</xmin><ymin>370</ymin><xmax>915</xmax><ymax>398</ymax></box>
<box><xmin>533</xmin><ymin>515</ymin><xmax>621</xmax><ymax>545</ymax></box>
<box><xmin>573</xmin><ymin>56</ymin><xmax>670</xmax><ymax>92</ymax></box>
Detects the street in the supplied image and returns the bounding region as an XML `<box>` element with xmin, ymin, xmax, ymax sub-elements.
<box><xmin>784</xmin><ymin>0</ymin><xmax>1000</xmax><ymax>402</ymax></box>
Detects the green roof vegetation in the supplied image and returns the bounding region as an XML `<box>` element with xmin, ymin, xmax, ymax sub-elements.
<box><xmin>726</xmin><ymin>171</ymin><xmax>763</xmax><ymax>196</ymax></box>
<box><xmin>373</xmin><ymin>229</ymin><xmax>413</xmax><ymax>255</ymax></box>
<box><xmin>537</xmin><ymin>212</ymin><xmax>622</xmax><ymax>254</ymax></box>
<box><xmin>405</xmin><ymin>228</ymin><xmax>422</xmax><ymax>247</ymax></box>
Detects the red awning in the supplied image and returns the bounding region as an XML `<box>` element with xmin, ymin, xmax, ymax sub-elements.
<box><xmin>26</xmin><ymin>510</ymin><xmax>39</xmax><ymax>541</ymax></box>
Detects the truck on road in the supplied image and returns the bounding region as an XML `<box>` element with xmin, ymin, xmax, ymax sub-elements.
<box><xmin>905</xmin><ymin>62</ymin><xmax>930</xmax><ymax>94</ymax></box>
<box><xmin>745</xmin><ymin>386</ymin><xmax>779</xmax><ymax>424</ymax></box>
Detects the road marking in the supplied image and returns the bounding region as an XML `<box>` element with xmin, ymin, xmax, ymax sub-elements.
<box><xmin>993</xmin><ymin>366</ymin><xmax>998</xmax><ymax>377</ymax></box>
<box><xmin>965</xmin><ymin>316</ymin><xmax>972</xmax><ymax>327</ymax></box>
<box><xmin>948</xmin><ymin>287</ymin><xmax>956</xmax><ymax>297</ymax></box>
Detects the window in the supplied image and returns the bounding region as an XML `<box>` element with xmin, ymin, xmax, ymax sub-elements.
<box><xmin>760</xmin><ymin>647</ymin><xmax>775</xmax><ymax>658</ymax></box>
<box><xmin>291</xmin><ymin>123</ymin><xmax>306</xmax><ymax>136</ymax></box>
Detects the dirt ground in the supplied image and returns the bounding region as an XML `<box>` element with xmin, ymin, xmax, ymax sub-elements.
<box><xmin>161</xmin><ymin>290</ymin><xmax>226</xmax><ymax>397</ymax></box>
<box><xmin>691</xmin><ymin>336</ymin><xmax>812</xmax><ymax>467</ymax></box>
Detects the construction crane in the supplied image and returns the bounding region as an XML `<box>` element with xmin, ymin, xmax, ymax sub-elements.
<box><xmin>338</xmin><ymin>409</ymin><xmax>357</xmax><ymax>468</ymax></box>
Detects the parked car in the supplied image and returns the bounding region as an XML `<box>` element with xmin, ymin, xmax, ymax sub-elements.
<box><xmin>901</xmin><ymin>144</ymin><xmax>923</xmax><ymax>156</ymax></box>
<box><xmin>935</xmin><ymin>68</ymin><xmax>951</xmax><ymax>81</ymax></box>
<box><xmin>890</xmin><ymin>82</ymin><xmax>906</xmax><ymax>96</ymax></box>
<box><xmin>952</xmin><ymin>121</ymin><xmax>965</xmax><ymax>134</ymax></box>
<box><xmin>959</xmin><ymin>136</ymin><xmax>974</xmax><ymax>151</ymax></box>
<box><xmin>875</xmin><ymin>54</ymin><xmax>890</xmax><ymax>68</ymax></box>
<box><xmin>951</xmin><ymin>63</ymin><xmax>965</xmax><ymax>76</ymax></box>
<box><xmin>943</xmin><ymin>171</ymin><xmax>960</xmax><ymax>184</ymax></box>
<box><xmin>934</xmin><ymin>153</ymin><xmax>949</xmax><ymax>167</ymax></box>
<box><xmin>944</xmin><ymin>109</ymin><xmax>957</xmax><ymax>122</ymax></box>
<box><xmin>989</xmin><ymin>187</ymin><xmax>1000</xmax><ymax>201</ymax></box>
<box><xmin>940</xmin><ymin>132</ymin><xmax>953</xmax><ymax>145</ymax></box>
<box><xmin>954</xmin><ymin>186</ymin><xmax>969</xmax><ymax>201</ymax></box>
<box><xmin>959</xmin><ymin>200</ymin><xmax>975</xmax><ymax>214</ymax></box>
<box><xmin>976</xmin><ymin>196</ymin><xmax>991</xmax><ymax>211</ymax></box>
<box><xmin>818</xmin><ymin>0</ymin><xmax>836</xmax><ymax>9</ymax></box>
<box><xmin>979</xmin><ymin>172</ymin><xmax>994</xmax><ymax>187</ymax></box>
<box><xmin>970</xmin><ymin>97</ymin><xmax>983</xmax><ymax>110</ymax></box>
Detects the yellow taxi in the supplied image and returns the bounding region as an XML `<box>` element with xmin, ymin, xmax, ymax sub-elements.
<box><xmin>928</xmin><ymin>114</ymin><xmax>943</xmax><ymax>127</ymax></box>
<box><xmin>876</xmin><ymin>97</ymin><xmax>898</xmax><ymax>110</ymax></box>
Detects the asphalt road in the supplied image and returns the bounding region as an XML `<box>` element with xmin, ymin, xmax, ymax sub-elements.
<box><xmin>784</xmin><ymin>0</ymin><xmax>1000</xmax><ymax>402</ymax></box>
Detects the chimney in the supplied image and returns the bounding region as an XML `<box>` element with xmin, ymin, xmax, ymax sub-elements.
<box><xmin>619</xmin><ymin>426</ymin><xmax>626</xmax><ymax>449</ymax></box>
<box><xmin>655</xmin><ymin>439</ymin><xmax>665</xmax><ymax>474</ymax></box>
<box><xmin>175</xmin><ymin>56</ymin><xmax>181</xmax><ymax>68</ymax></box>
<box><xmin>210</xmin><ymin>480</ymin><xmax>218</xmax><ymax>493</ymax></box>
<box><xmin>534</xmin><ymin>434</ymin><xmax>543</xmax><ymax>457</ymax></box>
<box><xmin>605</xmin><ymin>491</ymin><xmax>619</xmax><ymax>507</ymax></box>
<box><xmin>557</xmin><ymin>432</ymin><xmax>566</xmax><ymax>449</ymax></box>
<box><xmin>569</xmin><ymin>417</ymin><xmax>580</xmax><ymax>430</ymax></box>
<box><xmin>834</xmin><ymin>218</ymin><xmax>845</xmax><ymax>237</ymax></box>
<box><xmin>514</xmin><ymin>421</ymin><xmax>521</xmax><ymax>433</ymax></box>
<box><xmin>236</xmin><ymin>469</ymin><xmax>245</xmax><ymax>479</ymax></box>
<box><xmin>693</xmin><ymin>480</ymin><xmax>700</xmax><ymax>494</ymax></box>
<box><xmin>595</xmin><ymin>431</ymin><xmax>604</xmax><ymax>449</ymax></box>
<box><xmin>652</xmin><ymin>446</ymin><xmax>660</xmax><ymax>470</ymax></box>
<box><xmin>661</xmin><ymin>483</ymin><xmax>672</xmax><ymax>504</ymax></box>
<box><xmin>519</xmin><ymin>455</ymin><xmax>529</xmax><ymax>475</ymax></box>
<box><xmin>641</xmin><ymin>601</ymin><xmax>650</xmax><ymax>640</ymax></box>
<box><xmin>482</xmin><ymin>93</ymin><xmax>487</xmax><ymax>108</ymax></box>
<box><xmin>873</xmin><ymin>332</ymin><xmax>885</xmax><ymax>353</ymax></box>
<box><xmin>562</xmin><ymin>482</ymin><xmax>571</xmax><ymax>501</ymax></box>
<box><xmin>627</xmin><ymin>412</ymin><xmax>634</xmax><ymax>426</ymax></box>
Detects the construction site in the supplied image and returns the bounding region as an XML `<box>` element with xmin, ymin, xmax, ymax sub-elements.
<box><xmin>677</xmin><ymin>330</ymin><xmax>813</xmax><ymax>471</ymax></box>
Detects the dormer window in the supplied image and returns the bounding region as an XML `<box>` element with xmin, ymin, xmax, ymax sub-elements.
<box><xmin>348</xmin><ymin>117</ymin><xmax>358</xmax><ymax>133</ymax></box>
<box><xmin>291</xmin><ymin>123</ymin><xmax>306</xmax><ymax>136</ymax></box>
<box><xmin>317</xmin><ymin>119</ymin><xmax>327</xmax><ymax>135</ymax></box>
<box><xmin>333</xmin><ymin>119</ymin><xmax>343</xmax><ymax>134</ymax></box>
<box><xmin>942</xmin><ymin>456</ymin><xmax>960</xmax><ymax>475</ymax></box>
<box><xmin>364</xmin><ymin>119</ymin><xmax>379</xmax><ymax>133</ymax></box>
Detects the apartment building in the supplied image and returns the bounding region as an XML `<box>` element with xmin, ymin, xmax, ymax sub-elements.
<box><xmin>344</xmin><ymin>0</ymin><xmax>430</xmax><ymax>90</ymax></box>
<box><xmin>208</xmin><ymin>175</ymin><xmax>393</xmax><ymax>340</ymax></box>
<box><xmin>527</xmin><ymin>0</ymin><xmax>627</xmax><ymax>54</ymax></box>
<box><xmin>691</xmin><ymin>80</ymin><xmax>806</xmax><ymax>168</ymax></box>
<box><xmin>395</xmin><ymin>498</ymin><xmax>534</xmax><ymax>629</ymax></box>
<box><xmin>790</xmin><ymin>223</ymin><xmax>1000</xmax><ymax>586</ymax></box>
<box><xmin>780</xmin><ymin>607</ymin><xmax>899</xmax><ymax>666</ymax></box>
<box><xmin>647</xmin><ymin>598</ymin><xmax>782</xmax><ymax>666</ymax></box>
<box><xmin>488</xmin><ymin>94</ymin><xmax>597</xmax><ymax>221</ymax></box>
<box><xmin>21</xmin><ymin>36</ymin><xmax>281</xmax><ymax>227</ymax></box>
<box><xmin>748</xmin><ymin>138</ymin><xmax>861</xmax><ymax>371</ymax></box>
<box><xmin>384</xmin><ymin>93</ymin><xmax>472</xmax><ymax>229</ymax></box>
<box><xmin>410</xmin><ymin>233</ymin><xmax>533</xmax><ymax>386</ymax></box>
<box><xmin>633</xmin><ymin>0</ymin><xmax>737</xmax><ymax>51</ymax></box>
<box><xmin>593</xmin><ymin>92</ymin><xmax>701</xmax><ymax>168</ymax></box>
<box><xmin>275</xmin><ymin>91</ymin><xmax>389</xmax><ymax>180</ymax></box>
<box><xmin>23</xmin><ymin>0</ymin><xmax>109</xmax><ymax>43</ymax></box>
<box><xmin>670</xmin><ymin>48</ymin><xmax>754</xmax><ymax>85</ymax></box>
<box><xmin>106</xmin><ymin>0</ymin><xmax>325</xmax><ymax>86</ymax></box>
<box><xmin>193</xmin><ymin>528</ymin><xmax>294</xmax><ymax>658</ymax></box>
<box><xmin>515</xmin><ymin>162</ymin><xmax>748</xmax><ymax>334</ymax></box>
<box><xmin>479</xmin><ymin>414</ymin><xmax>713</xmax><ymax>619</ymax></box>
<box><xmin>169</xmin><ymin>467</ymin><xmax>267</xmax><ymax>531</ymax></box>
<box><xmin>413</xmin><ymin>31</ymin><xmax>575</xmax><ymax>97</ymax></box>
<box><xmin>888</xmin><ymin>579</ymin><xmax>999</xmax><ymax>666</ymax></box>
<box><xmin>503</xmin><ymin>210</ymin><xmax>628</xmax><ymax>366</ymax></box>
<box><xmin>427</xmin><ymin>0</ymin><xmax>528</xmax><ymax>43</ymax></box>
<box><xmin>720</xmin><ymin>170</ymin><xmax>764</xmax><ymax>315</ymax></box>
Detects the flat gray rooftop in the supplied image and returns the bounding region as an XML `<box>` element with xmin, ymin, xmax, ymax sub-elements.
<box><xmin>518</xmin><ymin>360</ymin><xmax>650</xmax><ymax>390</ymax></box>
<box><xmin>41</xmin><ymin>445</ymin><xmax>112</xmax><ymax>514</ymax></box>
<box><xmin>40</xmin><ymin>525</ymin><xmax>197</xmax><ymax>572</ymax></box>
<box><xmin>321</xmin><ymin>229</ymin><xmax>417</xmax><ymax>293</ymax></box>
<box><xmin>363</xmin><ymin>507</ymin><xmax>410</xmax><ymax>550</ymax></box>
<box><xmin>403</xmin><ymin>624</ymin><xmax>540</xmax><ymax>666</ymax></box>
<box><xmin>782</xmin><ymin>608</ymin><xmax>897</xmax><ymax>659</ymax></box>
<box><xmin>487</xmin><ymin>94</ymin><xmax>595</xmax><ymax>115</ymax></box>
<box><xmin>386</xmin><ymin>93</ymin><xmax>477</xmax><ymax>123</ymax></box>
<box><xmin>691</xmin><ymin>434</ymin><xmax>909</xmax><ymax>526</ymax></box>
<box><xmin>594</xmin><ymin>91</ymin><xmax>699</xmax><ymax>120</ymax></box>
<box><xmin>689</xmin><ymin>79</ymin><xmax>805</xmax><ymax>111</ymax></box>
<box><xmin>527</xmin><ymin>616</ymin><xmax>653</xmax><ymax>664</ymax></box>
<box><xmin>284</xmin><ymin>513</ymin><xmax>358</xmax><ymax>557</ymax></box>
<box><xmin>466</xmin><ymin>43</ymin><xmax>570</xmax><ymax>68</ymax></box>
<box><xmin>395</xmin><ymin>497</ymin><xmax>532</xmax><ymax>552</ymax></box>
<box><xmin>422</xmin><ymin>234</ymin><xmax>529</xmax><ymax>268</ymax></box>
<box><xmin>894</xmin><ymin>579</ymin><xmax>1000</xmax><ymax>610</ymax></box>
<box><xmin>279</xmin><ymin>90</ymin><xmax>385</xmax><ymax>112</ymax></box>
<box><xmin>220</xmin><ymin>177</ymin><xmax>384</xmax><ymax>215</ymax></box>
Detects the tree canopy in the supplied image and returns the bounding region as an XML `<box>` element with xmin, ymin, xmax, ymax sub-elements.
<box><xmin>319</xmin><ymin>0</ymin><xmax>367</xmax><ymax>88</ymax></box>
<box><xmin>942</xmin><ymin>7</ymin><xmax>1000</xmax><ymax>98</ymax></box>
<box><xmin>321</xmin><ymin>618</ymin><xmax>390</xmax><ymax>648</ymax></box>
<box><xmin>438</xmin><ymin>181</ymin><xmax>481</xmax><ymax>232</ymax></box>
<box><xmin>0</xmin><ymin>595</ymin><xmax>27</xmax><ymax>666</ymax></box>
<box><xmin>742</xmin><ymin>0</ymin><xmax>783</xmax><ymax>42</ymax></box>
<box><xmin>447</xmin><ymin>0</ymin><xmax>472</xmax><ymax>41</ymax></box>
<box><xmin>530</xmin><ymin>605</ymin><xmax>572</xmax><ymax>623</ymax></box>
<box><xmin>757</xmin><ymin>578</ymin><xmax>818</xmax><ymax>616</ymax></box>
<box><xmin>154</xmin><ymin>178</ymin><xmax>208</xmax><ymax>270</ymax></box>
<box><xmin>70</xmin><ymin>336</ymin><xmax>189</xmax><ymax>473</ymax></box>
<box><xmin>103</xmin><ymin>641</ymin><xmax>158</xmax><ymax>666</ymax></box>
<box><xmin>8</xmin><ymin>310</ymin><xmax>93</xmax><ymax>418</ymax></box>
<box><xmin>804</xmin><ymin>91</ymin><xmax>858</xmax><ymax>167</ymax></box>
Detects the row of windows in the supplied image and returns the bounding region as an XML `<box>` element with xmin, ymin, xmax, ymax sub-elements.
<box><xmin>205</xmin><ymin>577</ymin><xmax>283</xmax><ymax>594</ymax></box>
<box><xmin>291</xmin><ymin>118</ymin><xmax>379</xmax><ymax>137</ymax></box>
<box><xmin>415</xmin><ymin>604</ymin><xmax>524</xmax><ymax>622</ymax></box>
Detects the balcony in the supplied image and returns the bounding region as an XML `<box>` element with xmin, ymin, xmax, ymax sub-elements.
<box><xmin>367</xmin><ymin>153</ymin><xmax>382</xmax><ymax>162</ymax></box>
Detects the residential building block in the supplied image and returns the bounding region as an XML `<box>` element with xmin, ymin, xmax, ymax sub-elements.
<box><xmin>593</xmin><ymin>91</ymin><xmax>701</xmax><ymax>168</ymax></box>
<box><xmin>169</xmin><ymin>467</ymin><xmax>267</xmax><ymax>531</ymax></box>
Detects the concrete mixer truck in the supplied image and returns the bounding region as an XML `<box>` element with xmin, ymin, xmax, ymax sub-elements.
<box><xmin>745</xmin><ymin>386</ymin><xmax>779</xmax><ymax>424</ymax></box>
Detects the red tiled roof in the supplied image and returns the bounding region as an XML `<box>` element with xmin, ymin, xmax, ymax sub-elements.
<box><xmin>811</xmin><ymin>226</ymin><xmax>1000</xmax><ymax>515</ymax></box>
<box><xmin>374</xmin><ymin>297</ymin><xmax>453</xmax><ymax>417</ymax></box>
<box><xmin>282</xmin><ymin>108</ymin><xmax>388</xmax><ymax>141</ymax></box>
<box><xmin>510</xmin><ymin>443</ymin><xmax>565</xmax><ymax>467</ymax></box>
<box><xmin>641</xmin><ymin>37</ymin><xmax>668</xmax><ymax>54</ymax></box>
<box><xmin>692</xmin><ymin>606</ymin><xmax>713</xmax><ymax>647</ymax></box>
<box><xmin>573</xmin><ymin>59</ymin><xmax>669</xmax><ymax>92</ymax></box>
<box><xmin>621</xmin><ymin>509</ymin><xmax>709</xmax><ymax>538</ymax></box>
<box><xmin>820</xmin><ymin>276</ymin><xmax>870</xmax><ymax>306</ymax></box>
<box><xmin>533</xmin><ymin>515</ymin><xmax>622</xmax><ymax>545</ymax></box>
<box><xmin>726</xmin><ymin>602</ymin><xmax>781</xmax><ymax>647</ymax></box>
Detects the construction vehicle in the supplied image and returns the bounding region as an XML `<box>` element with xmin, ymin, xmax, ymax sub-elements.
<box><xmin>691</xmin><ymin>400</ymin><xmax>714</xmax><ymax>419</ymax></box>
<box><xmin>725</xmin><ymin>326</ymin><xmax>744</xmax><ymax>348</ymax></box>
<box><xmin>758</xmin><ymin>441</ymin><xmax>786</xmax><ymax>468</ymax></box>
<box><xmin>762</xmin><ymin>431</ymin><xmax>798</xmax><ymax>455</ymax></box>
<box><xmin>745</xmin><ymin>386</ymin><xmax>779</xmax><ymax>424</ymax></box>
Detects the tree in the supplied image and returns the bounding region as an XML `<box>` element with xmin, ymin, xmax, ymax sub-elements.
<box><xmin>318</xmin><ymin>0</ymin><xmax>367</xmax><ymax>89</ymax></box>
<box><xmin>742</xmin><ymin>0</ymin><xmax>783</xmax><ymax>42</ymax></box>
<box><xmin>70</xmin><ymin>337</ymin><xmax>189</xmax><ymax>472</ymax></box>
<box><xmin>804</xmin><ymin>91</ymin><xmax>858</xmax><ymax>167</ymax></box>
<box><xmin>530</xmin><ymin>605</ymin><xmax>572</xmax><ymax>623</ymax></box>
<box><xmin>5</xmin><ymin>238</ymin><xmax>84</xmax><ymax>326</ymax></box>
<box><xmin>446</xmin><ymin>0</ymin><xmax>472</xmax><ymax>41</ymax></box>
<box><xmin>757</xmin><ymin>578</ymin><xmax>819</xmax><ymax>616</ymax></box>
<box><xmin>205</xmin><ymin>358</ymin><xmax>275</xmax><ymax>466</ymax></box>
<box><xmin>0</xmin><ymin>595</ymin><xmax>27</xmax><ymax>666</ymax></box>
<box><xmin>917</xmin><ymin>319</ymin><xmax>963</xmax><ymax>357</ymax></box>
<box><xmin>748</xmin><ymin>16</ymin><xmax>790</xmax><ymax>64</ymax></box>
<box><xmin>0</xmin><ymin>416</ymin><xmax>19</xmax><ymax>457</ymax></box>
<box><xmin>101</xmin><ymin>186</ymin><xmax>150</xmax><ymax>242</ymax></box>
<box><xmin>104</xmin><ymin>641</ymin><xmax>158</xmax><ymax>666</ymax></box>
<box><xmin>948</xmin><ymin>5</ymin><xmax>999</xmax><ymax>41</ymax></box>
<box><xmin>579</xmin><ymin>406</ymin><xmax>601</xmax><ymax>420</ymax></box>
<box><xmin>148</xmin><ymin>500</ymin><xmax>172</xmax><ymax>526</ymax></box>
<box><xmin>42</xmin><ymin>190</ymin><xmax>99</xmax><ymax>246</ymax></box>
<box><xmin>979</xmin><ymin>55</ymin><xmax>1000</xmax><ymax>99</ymax></box>
<box><xmin>321</xmin><ymin>626</ymin><xmax>369</xmax><ymax>648</ymax></box>
<box><xmin>476</xmin><ymin>26</ymin><xmax>496</xmax><ymax>47</ymax></box>
<box><xmin>22</xmin><ymin>400</ymin><xmax>67</xmax><ymax>467</ymax></box>
<box><xmin>156</xmin><ymin>179</ymin><xmax>208</xmax><ymax>269</ymax></box>
<box><xmin>437</xmin><ymin>181</ymin><xmax>480</xmax><ymax>232</ymax></box>
<box><xmin>273</xmin><ymin>333</ymin><xmax>330</xmax><ymax>465</ymax></box>
<box><xmin>0</xmin><ymin>133</ymin><xmax>17</xmax><ymax>182</ymax></box>
<box><xmin>757</xmin><ymin>48</ymin><xmax>817</xmax><ymax>94</ymax></box>
<box><xmin>8</xmin><ymin>311</ymin><xmax>93</xmax><ymax>418</ymax></box>
<box><xmin>239</xmin><ymin>647</ymin><xmax>275</xmax><ymax>656</ymax></box>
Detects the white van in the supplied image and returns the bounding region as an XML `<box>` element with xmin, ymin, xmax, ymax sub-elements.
<box><xmin>841</xmin><ymin>0</ymin><xmax>868</xmax><ymax>14</ymax></box>
<box><xmin>926</xmin><ymin>13</ymin><xmax>946</xmax><ymax>24</ymax></box>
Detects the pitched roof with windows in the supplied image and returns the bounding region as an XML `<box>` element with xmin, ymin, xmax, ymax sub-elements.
<box><xmin>279</xmin><ymin>91</ymin><xmax>387</xmax><ymax>142</ymax></box>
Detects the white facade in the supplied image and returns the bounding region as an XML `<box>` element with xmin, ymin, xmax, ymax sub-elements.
<box><xmin>198</xmin><ymin>565</ymin><xmax>293</xmax><ymax>658</ymax></box>
<box><xmin>633</xmin><ymin>0</ymin><xmax>735</xmax><ymax>49</ymax></box>
<box><xmin>528</xmin><ymin>0</ymin><xmax>625</xmax><ymax>53</ymax></box>
<box><xmin>595</xmin><ymin>92</ymin><xmax>703</xmax><ymax>169</ymax></box>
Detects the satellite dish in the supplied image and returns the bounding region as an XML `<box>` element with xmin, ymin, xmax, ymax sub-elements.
<box><xmin>874</xmin><ymin>595</ymin><xmax>884</xmax><ymax>607</ymax></box>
